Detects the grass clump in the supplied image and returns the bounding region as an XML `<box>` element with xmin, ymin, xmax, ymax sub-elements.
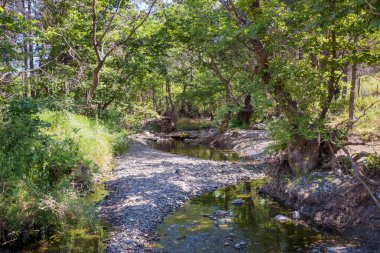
<box><xmin>0</xmin><ymin>99</ymin><xmax>127</xmax><ymax>249</ymax></box>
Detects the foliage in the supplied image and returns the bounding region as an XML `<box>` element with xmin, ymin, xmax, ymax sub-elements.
<box><xmin>0</xmin><ymin>99</ymin><xmax>126</xmax><ymax>247</ymax></box>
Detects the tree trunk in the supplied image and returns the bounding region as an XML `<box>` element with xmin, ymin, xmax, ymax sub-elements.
<box><xmin>28</xmin><ymin>0</ymin><xmax>36</xmax><ymax>97</ymax></box>
<box><xmin>287</xmin><ymin>134</ymin><xmax>320</xmax><ymax>176</ymax></box>
<box><xmin>87</xmin><ymin>61</ymin><xmax>104</xmax><ymax>106</ymax></box>
<box><xmin>165</xmin><ymin>72</ymin><xmax>174</xmax><ymax>112</ymax></box>
<box><xmin>23</xmin><ymin>40</ymin><xmax>29</xmax><ymax>98</ymax></box>
<box><xmin>320</xmin><ymin>30</ymin><xmax>337</xmax><ymax>119</ymax></box>
<box><xmin>22</xmin><ymin>0</ymin><xmax>29</xmax><ymax>98</ymax></box>
<box><xmin>220</xmin><ymin>80</ymin><xmax>232</xmax><ymax>133</ymax></box>
<box><xmin>349</xmin><ymin>64</ymin><xmax>357</xmax><ymax>122</ymax></box>
<box><xmin>237</xmin><ymin>94</ymin><xmax>253</xmax><ymax>127</ymax></box>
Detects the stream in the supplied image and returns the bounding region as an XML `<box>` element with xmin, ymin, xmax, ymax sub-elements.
<box><xmin>152</xmin><ymin>141</ymin><xmax>362</xmax><ymax>253</ymax></box>
<box><xmin>17</xmin><ymin>140</ymin><xmax>363</xmax><ymax>253</ymax></box>
<box><xmin>153</xmin><ymin>179</ymin><xmax>344</xmax><ymax>253</ymax></box>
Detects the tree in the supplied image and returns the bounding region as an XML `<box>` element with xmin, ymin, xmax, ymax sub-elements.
<box><xmin>217</xmin><ymin>0</ymin><xmax>380</xmax><ymax>174</ymax></box>
<box><xmin>87</xmin><ymin>0</ymin><xmax>157</xmax><ymax>106</ymax></box>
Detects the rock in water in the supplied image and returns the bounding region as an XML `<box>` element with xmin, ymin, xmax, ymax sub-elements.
<box><xmin>292</xmin><ymin>211</ymin><xmax>301</xmax><ymax>220</ymax></box>
<box><xmin>274</xmin><ymin>214</ymin><xmax>291</xmax><ymax>222</ymax></box>
<box><xmin>206</xmin><ymin>210</ymin><xmax>231</xmax><ymax>220</ymax></box>
<box><xmin>231</xmin><ymin>199</ymin><xmax>244</xmax><ymax>205</ymax></box>
<box><xmin>234</xmin><ymin>241</ymin><xmax>246</xmax><ymax>249</ymax></box>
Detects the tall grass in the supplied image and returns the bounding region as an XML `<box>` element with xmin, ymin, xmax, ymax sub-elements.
<box><xmin>0</xmin><ymin>99</ymin><xmax>128</xmax><ymax>250</ymax></box>
<box><xmin>39</xmin><ymin>111</ymin><xmax>120</xmax><ymax>171</ymax></box>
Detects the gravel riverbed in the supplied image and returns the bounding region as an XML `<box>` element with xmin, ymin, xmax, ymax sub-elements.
<box><xmin>98</xmin><ymin>138</ymin><xmax>266</xmax><ymax>253</ymax></box>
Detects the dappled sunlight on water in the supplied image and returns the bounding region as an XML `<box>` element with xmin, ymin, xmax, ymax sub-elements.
<box><xmin>154</xmin><ymin>179</ymin><xmax>345</xmax><ymax>253</ymax></box>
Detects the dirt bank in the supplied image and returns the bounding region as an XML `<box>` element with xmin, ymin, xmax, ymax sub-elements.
<box><xmin>260</xmin><ymin>169</ymin><xmax>380</xmax><ymax>252</ymax></box>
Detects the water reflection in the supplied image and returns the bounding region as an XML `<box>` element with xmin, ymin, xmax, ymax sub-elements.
<box><xmin>151</xmin><ymin>141</ymin><xmax>241</xmax><ymax>161</ymax></box>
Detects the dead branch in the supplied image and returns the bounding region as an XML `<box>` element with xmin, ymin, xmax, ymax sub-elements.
<box><xmin>341</xmin><ymin>147</ymin><xmax>380</xmax><ymax>209</ymax></box>
<box><xmin>352</xmin><ymin>151</ymin><xmax>371</xmax><ymax>162</ymax></box>
<box><xmin>343</xmin><ymin>142</ymin><xmax>366</xmax><ymax>146</ymax></box>
<box><xmin>334</xmin><ymin>99</ymin><xmax>380</xmax><ymax>132</ymax></box>
<box><xmin>322</xmin><ymin>155</ymin><xmax>346</xmax><ymax>169</ymax></box>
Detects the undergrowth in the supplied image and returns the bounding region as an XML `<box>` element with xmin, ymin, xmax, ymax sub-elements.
<box><xmin>0</xmin><ymin>99</ymin><xmax>128</xmax><ymax>250</ymax></box>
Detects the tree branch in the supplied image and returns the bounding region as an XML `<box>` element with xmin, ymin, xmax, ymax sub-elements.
<box><xmin>92</xmin><ymin>0</ymin><xmax>102</xmax><ymax>62</ymax></box>
<box><xmin>342</xmin><ymin>147</ymin><xmax>380</xmax><ymax>209</ymax></box>
<box><xmin>103</xmin><ymin>0</ymin><xmax>157</xmax><ymax>60</ymax></box>
<box><xmin>97</xmin><ymin>0</ymin><xmax>123</xmax><ymax>43</ymax></box>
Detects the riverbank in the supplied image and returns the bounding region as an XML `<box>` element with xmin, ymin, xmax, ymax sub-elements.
<box><xmin>98</xmin><ymin>137</ymin><xmax>267</xmax><ymax>252</ymax></box>
<box><xmin>260</xmin><ymin>170</ymin><xmax>380</xmax><ymax>252</ymax></box>
<box><xmin>99</xmin><ymin>129</ymin><xmax>379</xmax><ymax>252</ymax></box>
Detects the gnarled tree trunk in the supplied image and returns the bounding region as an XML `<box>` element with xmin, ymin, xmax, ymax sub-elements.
<box><xmin>287</xmin><ymin>134</ymin><xmax>320</xmax><ymax>176</ymax></box>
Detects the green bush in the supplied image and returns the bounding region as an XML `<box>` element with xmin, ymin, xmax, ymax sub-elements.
<box><xmin>0</xmin><ymin>99</ymin><xmax>127</xmax><ymax>248</ymax></box>
<box><xmin>99</xmin><ymin>104</ymin><xmax>159</xmax><ymax>133</ymax></box>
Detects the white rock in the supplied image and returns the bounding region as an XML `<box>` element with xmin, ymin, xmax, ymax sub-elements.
<box><xmin>274</xmin><ymin>214</ymin><xmax>291</xmax><ymax>222</ymax></box>
<box><xmin>292</xmin><ymin>211</ymin><xmax>301</xmax><ymax>220</ymax></box>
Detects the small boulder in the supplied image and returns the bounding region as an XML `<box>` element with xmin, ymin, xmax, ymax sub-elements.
<box><xmin>274</xmin><ymin>214</ymin><xmax>291</xmax><ymax>222</ymax></box>
<box><xmin>231</xmin><ymin>199</ymin><xmax>244</xmax><ymax>205</ymax></box>
<box><xmin>234</xmin><ymin>241</ymin><xmax>246</xmax><ymax>250</ymax></box>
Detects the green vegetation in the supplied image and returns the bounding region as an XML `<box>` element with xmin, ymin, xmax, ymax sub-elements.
<box><xmin>0</xmin><ymin>99</ymin><xmax>126</xmax><ymax>248</ymax></box>
<box><xmin>332</xmin><ymin>75</ymin><xmax>380</xmax><ymax>140</ymax></box>
<box><xmin>0</xmin><ymin>0</ymin><xmax>379</xmax><ymax>249</ymax></box>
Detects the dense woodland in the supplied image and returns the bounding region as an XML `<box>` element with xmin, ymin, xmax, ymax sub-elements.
<box><xmin>0</xmin><ymin>0</ymin><xmax>379</xmax><ymax>249</ymax></box>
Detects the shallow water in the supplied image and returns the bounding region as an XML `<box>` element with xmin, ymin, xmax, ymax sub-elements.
<box><xmin>151</xmin><ymin>140</ymin><xmax>241</xmax><ymax>161</ymax></box>
<box><xmin>154</xmin><ymin>179</ymin><xmax>350</xmax><ymax>253</ymax></box>
<box><xmin>15</xmin><ymin>184</ymin><xmax>107</xmax><ymax>253</ymax></box>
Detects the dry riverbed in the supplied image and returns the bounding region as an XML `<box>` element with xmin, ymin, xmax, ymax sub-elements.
<box><xmin>98</xmin><ymin>137</ymin><xmax>267</xmax><ymax>253</ymax></box>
